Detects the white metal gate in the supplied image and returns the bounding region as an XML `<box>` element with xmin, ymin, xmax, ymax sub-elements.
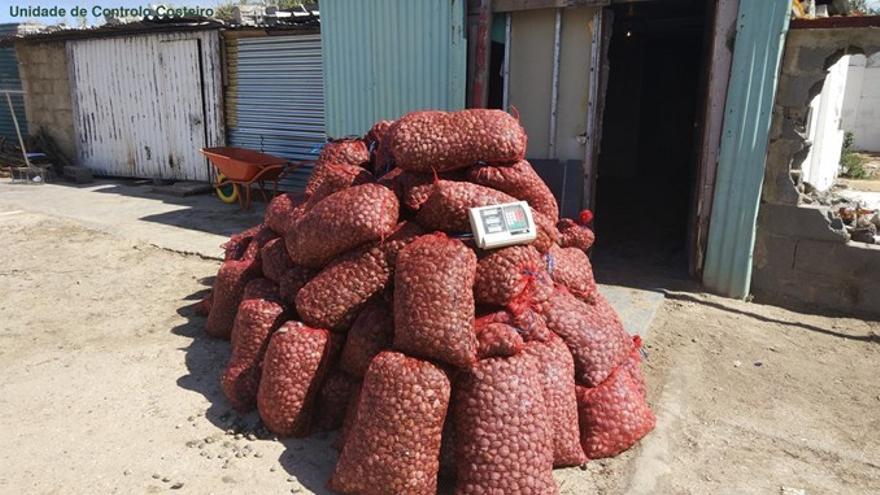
<box><xmin>68</xmin><ymin>30</ymin><xmax>224</xmax><ymax>181</ymax></box>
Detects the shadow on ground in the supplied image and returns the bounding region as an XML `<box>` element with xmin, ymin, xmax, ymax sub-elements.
<box><xmin>172</xmin><ymin>280</ymin><xmax>340</xmax><ymax>494</ymax></box>
<box><xmin>65</xmin><ymin>178</ymin><xmax>266</xmax><ymax>237</ymax></box>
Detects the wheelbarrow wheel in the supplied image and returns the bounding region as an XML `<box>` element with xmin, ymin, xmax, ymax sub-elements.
<box><xmin>215</xmin><ymin>173</ymin><xmax>239</xmax><ymax>204</ymax></box>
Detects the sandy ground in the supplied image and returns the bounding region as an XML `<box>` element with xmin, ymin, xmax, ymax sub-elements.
<box><xmin>1</xmin><ymin>205</ymin><xmax>878</xmax><ymax>494</ymax></box>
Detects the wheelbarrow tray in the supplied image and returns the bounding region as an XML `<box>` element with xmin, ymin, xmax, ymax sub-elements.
<box><xmin>201</xmin><ymin>147</ymin><xmax>287</xmax><ymax>182</ymax></box>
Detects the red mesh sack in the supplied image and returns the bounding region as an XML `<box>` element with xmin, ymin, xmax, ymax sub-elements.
<box><xmin>260</xmin><ymin>238</ymin><xmax>294</xmax><ymax>283</ymax></box>
<box><xmin>257</xmin><ymin>322</ymin><xmax>335</xmax><ymax>437</ymax></box>
<box><xmin>476</xmin><ymin>308</ymin><xmax>552</xmax><ymax>343</ymax></box>
<box><xmin>453</xmin><ymin>352</ymin><xmax>556</xmax><ymax>494</ymax></box>
<box><xmin>473</xmin><ymin>245</ymin><xmax>543</xmax><ymax>306</ymax></box>
<box><xmin>330</xmin><ymin>352</ymin><xmax>450</xmax><ymax>495</ymax></box>
<box><xmin>222</xmin><ymin>224</ymin><xmax>260</xmax><ymax>261</ymax></box>
<box><xmin>416</xmin><ymin>180</ymin><xmax>517</xmax><ymax>232</ymax></box>
<box><xmin>466</xmin><ymin>160</ymin><xmax>559</xmax><ymax>223</ymax></box>
<box><xmin>278</xmin><ymin>265</ymin><xmax>314</xmax><ymax>307</ymax></box>
<box><xmin>242</xmin><ymin>277</ymin><xmax>281</xmax><ymax>303</ymax></box>
<box><xmin>522</xmin><ymin>335</ymin><xmax>586</xmax><ymax>467</ymax></box>
<box><xmin>286</xmin><ymin>184</ymin><xmax>400</xmax><ymax>268</ymax></box>
<box><xmin>303</xmin><ymin>162</ymin><xmax>374</xmax><ymax>209</ymax></box>
<box><xmin>195</xmin><ymin>291</ymin><xmax>212</xmax><ymax>316</ymax></box>
<box><xmin>338</xmin><ymin>303</ymin><xmax>393</xmax><ymax>378</ymax></box>
<box><xmin>336</xmin><ymin>383</ymin><xmax>362</xmax><ymax>451</ymax></box>
<box><xmin>540</xmin><ymin>289</ymin><xmax>631</xmax><ymax>387</ymax></box>
<box><xmin>623</xmin><ymin>335</ymin><xmax>647</xmax><ymax>399</ymax></box>
<box><xmin>557</xmin><ymin>217</ymin><xmax>595</xmax><ymax>252</ymax></box>
<box><xmin>242</xmin><ymin>224</ymin><xmax>278</xmax><ymax>261</ymax></box>
<box><xmin>393</xmin><ymin>234</ymin><xmax>478</xmax><ymax>369</ymax></box>
<box><xmin>438</xmin><ymin>414</ymin><xmax>457</xmax><ymax>479</ymax></box>
<box><xmin>575</xmin><ymin>366</ymin><xmax>656</xmax><ymax>459</ymax></box>
<box><xmin>265</xmin><ymin>193</ymin><xmax>301</xmax><ymax>236</ymax></box>
<box><xmin>546</xmin><ymin>244</ymin><xmax>597</xmax><ymax>303</ymax></box>
<box><xmin>305</xmin><ymin>140</ymin><xmax>370</xmax><ymax>196</ymax></box>
<box><xmin>204</xmin><ymin>258</ymin><xmax>261</xmax><ymax>339</ymax></box>
<box><xmin>365</xmin><ymin>119</ymin><xmax>395</xmax><ymax>176</ymax></box>
<box><xmin>296</xmin><ymin>222</ymin><xmax>421</xmax><ymax>331</ymax></box>
<box><xmin>315</xmin><ymin>368</ymin><xmax>361</xmax><ymax>431</ymax></box>
<box><xmin>222</xmin><ymin>298</ymin><xmax>286</xmax><ymax>412</ymax></box>
<box><xmin>319</xmin><ymin>139</ymin><xmax>370</xmax><ymax>168</ymax></box>
<box><xmin>388</xmin><ymin>109</ymin><xmax>526</xmax><ymax>172</ymax></box>
<box><xmin>476</xmin><ymin>322</ymin><xmax>524</xmax><ymax>359</ymax></box>
<box><xmin>533</xmin><ymin>210</ymin><xmax>560</xmax><ymax>253</ymax></box>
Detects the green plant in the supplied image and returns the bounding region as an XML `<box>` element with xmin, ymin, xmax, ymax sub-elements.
<box><xmin>840</xmin><ymin>131</ymin><xmax>868</xmax><ymax>179</ymax></box>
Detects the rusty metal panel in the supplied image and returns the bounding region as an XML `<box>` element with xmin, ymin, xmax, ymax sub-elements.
<box><xmin>68</xmin><ymin>30</ymin><xmax>224</xmax><ymax>181</ymax></box>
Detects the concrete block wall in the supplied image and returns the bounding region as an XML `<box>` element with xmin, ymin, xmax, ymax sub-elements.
<box><xmin>754</xmin><ymin>26</ymin><xmax>880</xmax><ymax>316</ymax></box>
<box><xmin>15</xmin><ymin>40</ymin><xmax>77</xmax><ymax>161</ymax></box>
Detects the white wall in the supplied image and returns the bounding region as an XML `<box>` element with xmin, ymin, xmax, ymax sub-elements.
<box><xmin>842</xmin><ymin>53</ymin><xmax>880</xmax><ymax>152</ymax></box>
<box><xmin>802</xmin><ymin>55</ymin><xmax>849</xmax><ymax>192</ymax></box>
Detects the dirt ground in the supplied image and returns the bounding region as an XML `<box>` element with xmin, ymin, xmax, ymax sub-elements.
<box><xmin>1</xmin><ymin>207</ymin><xmax>878</xmax><ymax>494</ymax></box>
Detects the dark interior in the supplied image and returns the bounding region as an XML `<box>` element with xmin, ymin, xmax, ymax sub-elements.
<box><xmin>592</xmin><ymin>0</ymin><xmax>708</xmax><ymax>281</ymax></box>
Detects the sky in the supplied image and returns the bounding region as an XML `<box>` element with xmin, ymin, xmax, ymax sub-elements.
<box><xmin>2</xmin><ymin>1</ymin><xmax>225</xmax><ymax>25</ymax></box>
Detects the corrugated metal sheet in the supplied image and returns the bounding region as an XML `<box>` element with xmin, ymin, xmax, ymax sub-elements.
<box><xmin>0</xmin><ymin>23</ymin><xmax>27</xmax><ymax>141</ymax></box>
<box><xmin>225</xmin><ymin>34</ymin><xmax>324</xmax><ymax>191</ymax></box>
<box><xmin>68</xmin><ymin>30</ymin><xmax>224</xmax><ymax>181</ymax></box>
<box><xmin>702</xmin><ymin>0</ymin><xmax>790</xmax><ymax>299</ymax></box>
<box><xmin>320</xmin><ymin>0</ymin><xmax>467</xmax><ymax>137</ymax></box>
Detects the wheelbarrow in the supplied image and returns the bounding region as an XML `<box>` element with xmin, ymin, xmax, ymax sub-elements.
<box><xmin>200</xmin><ymin>147</ymin><xmax>303</xmax><ymax>210</ymax></box>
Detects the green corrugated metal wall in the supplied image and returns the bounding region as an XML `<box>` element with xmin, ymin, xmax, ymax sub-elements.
<box><xmin>0</xmin><ymin>24</ymin><xmax>27</xmax><ymax>142</ymax></box>
<box><xmin>320</xmin><ymin>0</ymin><xmax>467</xmax><ymax>137</ymax></box>
<box><xmin>702</xmin><ymin>0</ymin><xmax>790</xmax><ymax>299</ymax></box>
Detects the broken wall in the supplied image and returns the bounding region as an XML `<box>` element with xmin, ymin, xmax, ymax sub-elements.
<box><xmin>14</xmin><ymin>40</ymin><xmax>76</xmax><ymax>160</ymax></box>
<box><xmin>754</xmin><ymin>23</ymin><xmax>880</xmax><ymax>316</ymax></box>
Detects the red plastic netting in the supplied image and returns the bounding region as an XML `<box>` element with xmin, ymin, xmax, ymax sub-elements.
<box><xmin>204</xmin><ymin>258</ymin><xmax>262</xmax><ymax>340</ymax></box>
<box><xmin>257</xmin><ymin>322</ymin><xmax>336</xmax><ymax>437</ymax></box>
<box><xmin>222</xmin><ymin>298</ymin><xmax>286</xmax><ymax>412</ymax></box>
<box><xmin>393</xmin><ymin>233</ymin><xmax>477</xmax><ymax>369</ymax></box>
<box><xmin>575</xmin><ymin>365</ymin><xmax>655</xmax><ymax>460</ymax></box>
<box><xmin>285</xmin><ymin>184</ymin><xmax>399</xmax><ymax>268</ymax></box>
<box><xmin>330</xmin><ymin>351</ymin><xmax>450</xmax><ymax>495</ymax></box>
<box><xmin>466</xmin><ymin>160</ymin><xmax>559</xmax><ymax>223</ymax></box>
<box><xmin>546</xmin><ymin>244</ymin><xmax>597</xmax><ymax>303</ymax></box>
<box><xmin>338</xmin><ymin>303</ymin><xmax>394</xmax><ymax>378</ymax></box>
<box><xmin>295</xmin><ymin>222</ymin><xmax>421</xmax><ymax>331</ymax></box>
<box><xmin>522</xmin><ymin>334</ymin><xmax>586</xmax><ymax>467</ymax></box>
<box><xmin>453</xmin><ymin>352</ymin><xmax>556</xmax><ymax>494</ymax></box>
<box><xmin>539</xmin><ymin>288</ymin><xmax>631</xmax><ymax>387</ymax></box>
<box><xmin>388</xmin><ymin>110</ymin><xmax>526</xmax><ymax>172</ymax></box>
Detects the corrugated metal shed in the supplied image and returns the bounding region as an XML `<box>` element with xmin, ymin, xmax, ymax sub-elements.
<box><xmin>320</xmin><ymin>0</ymin><xmax>467</xmax><ymax>137</ymax></box>
<box><xmin>0</xmin><ymin>23</ymin><xmax>27</xmax><ymax>141</ymax></box>
<box><xmin>68</xmin><ymin>30</ymin><xmax>224</xmax><ymax>181</ymax></box>
<box><xmin>225</xmin><ymin>33</ymin><xmax>325</xmax><ymax>191</ymax></box>
<box><xmin>702</xmin><ymin>0</ymin><xmax>790</xmax><ymax>299</ymax></box>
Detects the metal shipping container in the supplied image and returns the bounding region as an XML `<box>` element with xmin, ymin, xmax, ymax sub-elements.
<box><xmin>225</xmin><ymin>33</ymin><xmax>325</xmax><ymax>191</ymax></box>
<box><xmin>67</xmin><ymin>30</ymin><xmax>224</xmax><ymax>181</ymax></box>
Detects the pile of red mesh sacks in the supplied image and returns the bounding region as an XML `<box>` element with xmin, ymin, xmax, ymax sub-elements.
<box><xmin>200</xmin><ymin>109</ymin><xmax>655</xmax><ymax>494</ymax></box>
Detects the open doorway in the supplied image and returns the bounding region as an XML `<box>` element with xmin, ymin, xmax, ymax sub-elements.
<box><xmin>592</xmin><ymin>0</ymin><xmax>708</xmax><ymax>282</ymax></box>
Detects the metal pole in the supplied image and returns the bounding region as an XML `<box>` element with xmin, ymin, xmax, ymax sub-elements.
<box><xmin>4</xmin><ymin>90</ymin><xmax>31</xmax><ymax>168</ymax></box>
<box><xmin>548</xmin><ymin>8</ymin><xmax>562</xmax><ymax>159</ymax></box>
<box><xmin>502</xmin><ymin>13</ymin><xmax>512</xmax><ymax>112</ymax></box>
